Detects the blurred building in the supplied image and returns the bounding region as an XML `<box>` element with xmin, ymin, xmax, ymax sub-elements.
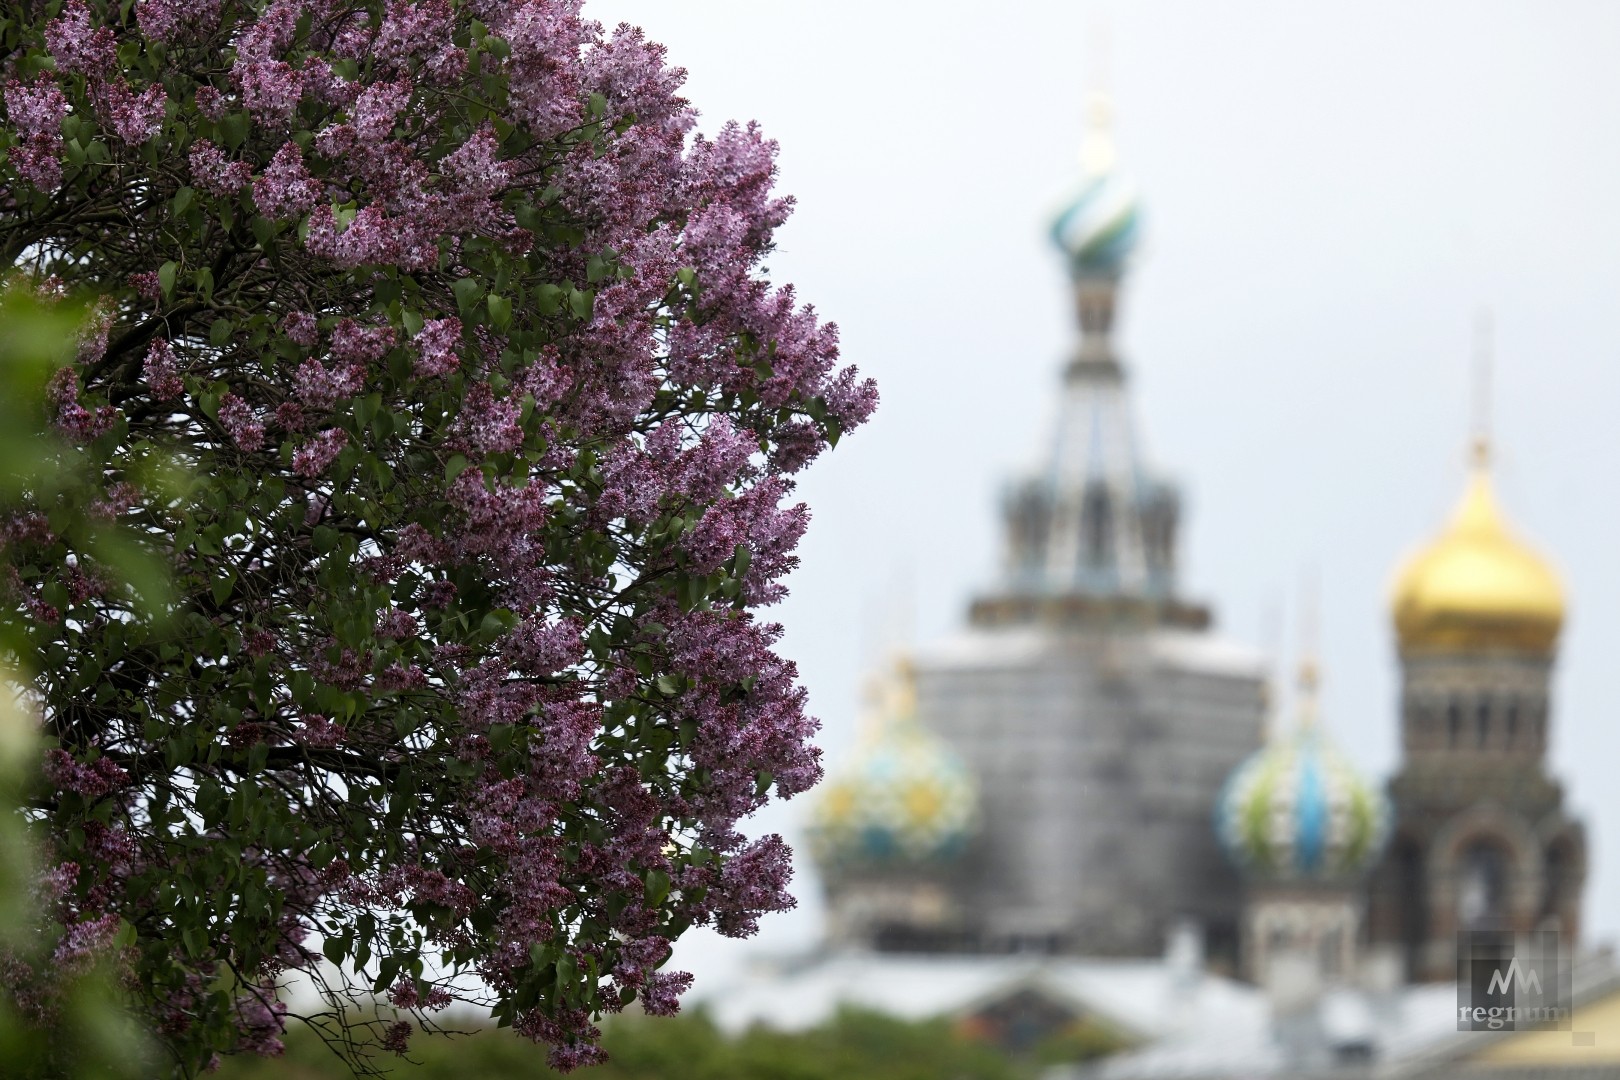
<box><xmin>706</xmin><ymin>90</ymin><xmax>1608</xmax><ymax>1078</ymax></box>
<box><xmin>808</xmin><ymin>92</ymin><xmax>1268</xmax><ymax>967</ymax></box>
<box><xmin>1366</xmin><ymin>444</ymin><xmax>1587</xmax><ymax>981</ymax></box>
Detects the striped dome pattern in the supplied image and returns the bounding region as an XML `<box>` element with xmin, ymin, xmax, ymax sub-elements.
<box><xmin>808</xmin><ymin>667</ymin><xmax>978</xmax><ymax>868</ymax></box>
<box><xmin>1216</xmin><ymin>726</ymin><xmax>1389</xmax><ymax>883</ymax></box>
<box><xmin>1050</xmin><ymin>171</ymin><xmax>1141</xmax><ymax>276</ymax></box>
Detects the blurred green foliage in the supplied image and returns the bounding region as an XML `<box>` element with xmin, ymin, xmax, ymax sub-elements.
<box><xmin>211</xmin><ymin>1006</ymin><xmax>1119</xmax><ymax>1080</ymax></box>
<box><xmin>208</xmin><ymin>1010</ymin><xmax>1134</xmax><ymax>1080</ymax></box>
<box><xmin>0</xmin><ymin>288</ymin><xmax>161</xmax><ymax>1077</ymax></box>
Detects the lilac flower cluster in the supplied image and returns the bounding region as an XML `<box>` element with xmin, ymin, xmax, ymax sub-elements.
<box><xmin>99</xmin><ymin>81</ymin><xmax>167</xmax><ymax>145</ymax></box>
<box><xmin>142</xmin><ymin>340</ymin><xmax>184</xmax><ymax>399</ymax></box>
<box><xmin>291</xmin><ymin>428</ymin><xmax>348</xmax><ymax>476</ymax></box>
<box><xmin>136</xmin><ymin>0</ymin><xmax>224</xmax><ymax>43</ymax></box>
<box><xmin>252</xmin><ymin>142</ymin><xmax>324</xmax><ymax>219</ymax></box>
<box><xmin>217</xmin><ymin>392</ymin><xmax>266</xmax><ymax>451</ymax></box>
<box><xmin>3</xmin><ymin>75</ymin><xmax>69</xmax><ymax>190</ymax></box>
<box><xmin>189</xmin><ymin>140</ymin><xmax>253</xmax><ymax>196</ymax></box>
<box><xmin>46</xmin><ymin>367</ymin><xmax>118</xmax><ymax>442</ymax></box>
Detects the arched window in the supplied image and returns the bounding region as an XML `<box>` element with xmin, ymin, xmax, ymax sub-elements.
<box><xmin>1458</xmin><ymin>839</ymin><xmax>1511</xmax><ymax>929</ymax></box>
<box><xmin>1542</xmin><ymin>839</ymin><xmax>1574</xmax><ymax>924</ymax></box>
<box><xmin>1320</xmin><ymin>925</ymin><xmax>1344</xmax><ymax>978</ymax></box>
<box><xmin>1394</xmin><ymin>837</ymin><xmax>1427</xmax><ymax>980</ymax></box>
<box><xmin>1407</xmin><ymin>697</ymin><xmax>1429</xmax><ymax>746</ymax></box>
<box><xmin>1007</xmin><ymin>486</ymin><xmax>1050</xmax><ymax>574</ymax></box>
<box><xmin>1476</xmin><ymin>696</ymin><xmax>1491</xmax><ymax>749</ymax></box>
<box><xmin>1081</xmin><ymin>482</ymin><xmax>1112</xmax><ymax>569</ymax></box>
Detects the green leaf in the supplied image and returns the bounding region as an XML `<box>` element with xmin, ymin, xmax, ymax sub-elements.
<box><xmin>488</xmin><ymin>723</ymin><xmax>516</xmax><ymax>755</ymax></box>
<box><xmin>453</xmin><ymin>277</ymin><xmax>481</xmax><ymax>314</ymax></box>
<box><xmin>375</xmin><ymin>956</ymin><xmax>401</xmax><ymax>993</ymax></box>
<box><xmin>354</xmin><ymin>392</ymin><xmax>380</xmax><ymax>429</ymax></box>
<box><xmin>209</xmin><ymin>318</ymin><xmax>233</xmax><ymax>346</ymax></box>
<box><xmin>568</xmin><ymin>287</ymin><xmax>594</xmax><ymax>321</ymax></box>
<box><xmin>487</xmin><ymin>292</ymin><xmax>512</xmax><ymax>330</ymax></box>
<box><xmin>158</xmin><ymin>261</ymin><xmax>178</xmax><ymax>300</ymax></box>
<box><xmin>555</xmin><ymin>952</ymin><xmax>577</xmax><ymax>998</ymax></box>
<box><xmin>173</xmin><ymin>186</ymin><xmax>195</xmax><ymax>215</ymax></box>
<box><xmin>444</xmin><ymin>453</ymin><xmax>469</xmax><ymax>483</ymax></box>
<box><xmin>210</xmin><ymin>568</ymin><xmax>236</xmax><ymax>607</ymax></box>
<box><xmin>221</xmin><ymin>111</ymin><xmax>250</xmax><ymax>148</ymax></box>
<box><xmin>644</xmin><ymin>869</ymin><xmax>670</xmax><ymax>907</ymax></box>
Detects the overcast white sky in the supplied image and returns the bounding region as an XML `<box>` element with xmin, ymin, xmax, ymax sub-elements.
<box><xmin>585</xmin><ymin>0</ymin><xmax>1620</xmax><ymax>989</ymax></box>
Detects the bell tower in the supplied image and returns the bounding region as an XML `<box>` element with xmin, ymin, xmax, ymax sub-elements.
<box><xmin>1366</xmin><ymin>369</ymin><xmax>1586</xmax><ymax>980</ymax></box>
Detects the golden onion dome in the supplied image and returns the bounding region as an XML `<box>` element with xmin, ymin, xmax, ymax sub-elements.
<box><xmin>1391</xmin><ymin>451</ymin><xmax>1564</xmax><ymax>653</ymax></box>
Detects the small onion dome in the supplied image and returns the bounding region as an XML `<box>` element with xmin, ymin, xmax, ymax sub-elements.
<box><xmin>807</xmin><ymin>661</ymin><xmax>978</xmax><ymax>869</ymax></box>
<box><xmin>1050</xmin><ymin>171</ymin><xmax>1141</xmax><ymax>278</ymax></box>
<box><xmin>1391</xmin><ymin>454</ymin><xmax>1564</xmax><ymax>654</ymax></box>
<box><xmin>1049</xmin><ymin>93</ymin><xmax>1141</xmax><ymax>277</ymax></box>
<box><xmin>1216</xmin><ymin>666</ymin><xmax>1389</xmax><ymax>883</ymax></box>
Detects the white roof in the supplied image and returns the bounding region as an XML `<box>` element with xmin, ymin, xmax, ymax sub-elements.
<box><xmin>693</xmin><ymin>949</ymin><xmax>1265</xmax><ymax>1045</ymax></box>
<box><xmin>698</xmin><ymin>949</ymin><xmax>1620</xmax><ymax>1079</ymax></box>
<box><xmin>914</xmin><ymin>625</ymin><xmax>1266</xmax><ymax>680</ymax></box>
<box><xmin>1145</xmin><ymin>628</ymin><xmax>1268</xmax><ymax>679</ymax></box>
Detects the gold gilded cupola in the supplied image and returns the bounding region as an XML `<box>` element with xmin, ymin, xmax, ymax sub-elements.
<box><xmin>1390</xmin><ymin>438</ymin><xmax>1564</xmax><ymax>654</ymax></box>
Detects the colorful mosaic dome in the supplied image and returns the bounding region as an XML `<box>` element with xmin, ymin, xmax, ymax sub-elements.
<box><xmin>807</xmin><ymin>661</ymin><xmax>978</xmax><ymax>868</ymax></box>
<box><xmin>1216</xmin><ymin>665</ymin><xmax>1389</xmax><ymax>883</ymax></box>
<box><xmin>1049</xmin><ymin>94</ymin><xmax>1141</xmax><ymax>277</ymax></box>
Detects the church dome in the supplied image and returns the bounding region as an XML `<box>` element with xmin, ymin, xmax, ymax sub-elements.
<box><xmin>1216</xmin><ymin>666</ymin><xmax>1389</xmax><ymax>883</ymax></box>
<box><xmin>1049</xmin><ymin>94</ymin><xmax>1141</xmax><ymax>277</ymax></box>
<box><xmin>1051</xmin><ymin>172</ymin><xmax>1141</xmax><ymax>276</ymax></box>
<box><xmin>807</xmin><ymin>660</ymin><xmax>978</xmax><ymax>869</ymax></box>
<box><xmin>1390</xmin><ymin>454</ymin><xmax>1564</xmax><ymax>654</ymax></box>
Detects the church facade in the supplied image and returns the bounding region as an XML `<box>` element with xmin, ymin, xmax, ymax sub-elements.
<box><xmin>805</xmin><ymin>95</ymin><xmax>1588</xmax><ymax>994</ymax></box>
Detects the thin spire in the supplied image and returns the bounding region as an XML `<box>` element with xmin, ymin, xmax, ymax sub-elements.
<box><xmin>889</xmin><ymin>653</ymin><xmax>918</xmax><ymax>723</ymax></box>
<box><xmin>1296</xmin><ymin>571</ymin><xmax>1321</xmax><ymax>730</ymax></box>
<box><xmin>1259</xmin><ymin>594</ymin><xmax>1284</xmax><ymax>742</ymax></box>
<box><xmin>1080</xmin><ymin>17</ymin><xmax>1116</xmax><ymax>177</ymax></box>
<box><xmin>860</xmin><ymin>652</ymin><xmax>915</xmax><ymax>739</ymax></box>
<box><xmin>1470</xmin><ymin>309</ymin><xmax>1494</xmax><ymax>470</ymax></box>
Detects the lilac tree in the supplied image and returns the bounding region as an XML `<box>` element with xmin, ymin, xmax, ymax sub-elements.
<box><xmin>0</xmin><ymin>0</ymin><xmax>875</xmax><ymax>1072</ymax></box>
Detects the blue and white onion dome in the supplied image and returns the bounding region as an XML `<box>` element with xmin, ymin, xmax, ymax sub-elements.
<box><xmin>1216</xmin><ymin>661</ymin><xmax>1390</xmax><ymax>882</ymax></box>
<box><xmin>807</xmin><ymin>657</ymin><xmax>979</xmax><ymax>868</ymax></box>
<box><xmin>1049</xmin><ymin>92</ymin><xmax>1142</xmax><ymax>277</ymax></box>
